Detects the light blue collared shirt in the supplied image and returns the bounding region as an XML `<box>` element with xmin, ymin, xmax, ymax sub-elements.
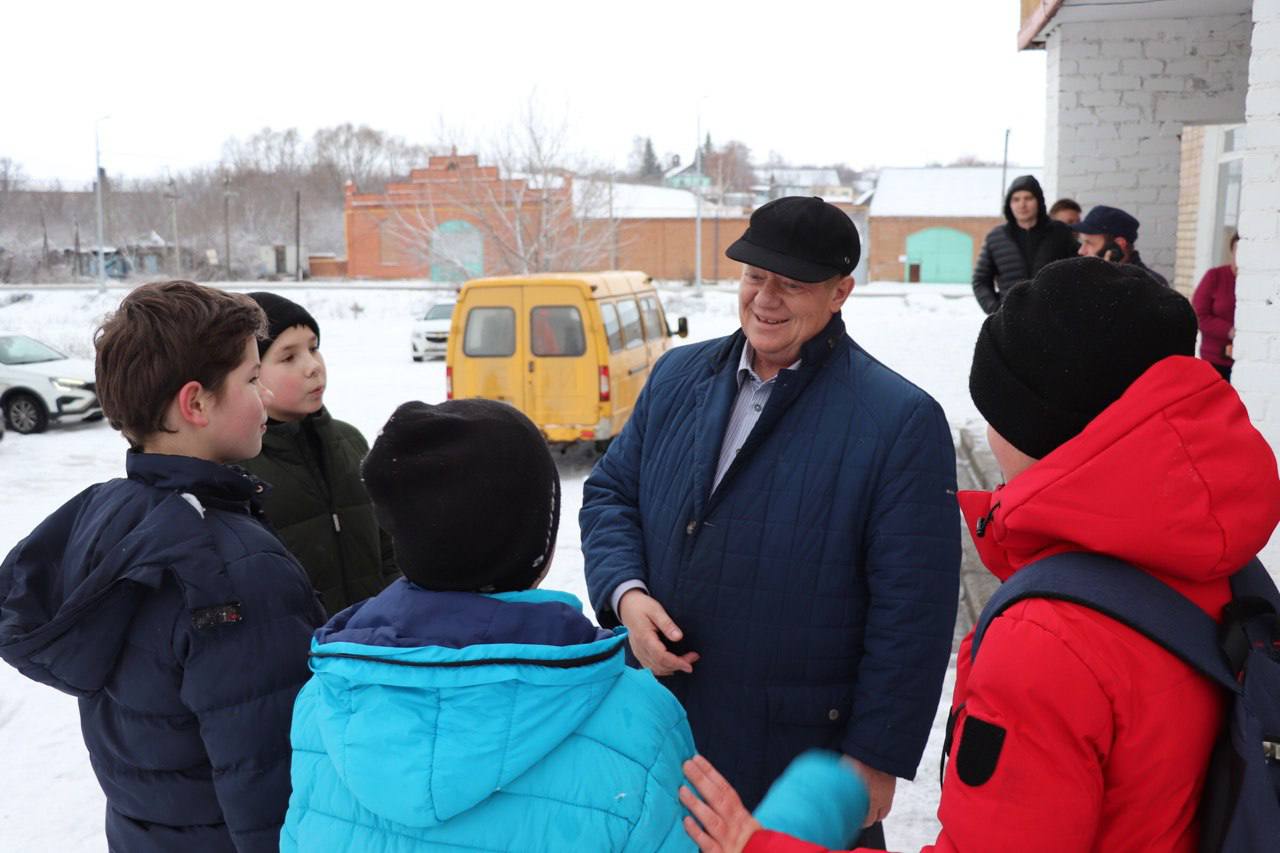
<box><xmin>711</xmin><ymin>341</ymin><xmax>800</xmax><ymax>492</ymax></box>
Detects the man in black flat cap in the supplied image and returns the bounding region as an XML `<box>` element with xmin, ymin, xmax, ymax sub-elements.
<box><xmin>582</xmin><ymin>197</ymin><xmax>960</xmax><ymax>849</ymax></box>
<box><xmin>1073</xmin><ymin>204</ymin><xmax>1170</xmax><ymax>287</ymax></box>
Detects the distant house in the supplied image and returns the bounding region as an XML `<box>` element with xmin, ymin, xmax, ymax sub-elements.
<box><xmin>254</xmin><ymin>244</ymin><xmax>309</xmax><ymax>279</ymax></box>
<box><xmin>662</xmin><ymin>157</ymin><xmax>712</xmax><ymax>190</ymax></box>
<box><xmin>58</xmin><ymin>246</ymin><xmax>131</xmax><ymax>278</ymax></box>
<box><xmin>753</xmin><ymin>167</ymin><xmax>851</xmax><ymax>204</ymax></box>
<box><xmin>866</xmin><ymin>166</ymin><xmax>1040</xmax><ymax>283</ymax></box>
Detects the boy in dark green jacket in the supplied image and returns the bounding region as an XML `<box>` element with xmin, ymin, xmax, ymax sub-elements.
<box><xmin>241</xmin><ymin>292</ymin><xmax>398</xmax><ymax>614</ymax></box>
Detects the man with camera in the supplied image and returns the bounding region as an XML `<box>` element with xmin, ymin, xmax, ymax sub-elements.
<box><xmin>1073</xmin><ymin>205</ymin><xmax>1169</xmax><ymax>287</ymax></box>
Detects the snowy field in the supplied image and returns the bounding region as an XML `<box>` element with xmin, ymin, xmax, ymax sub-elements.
<box><xmin>0</xmin><ymin>280</ymin><xmax>984</xmax><ymax>851</ymax></box>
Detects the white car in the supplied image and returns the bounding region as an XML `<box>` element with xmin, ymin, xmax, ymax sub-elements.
<box><xmin>411</xmin><ymin>300</ymin><xmax>456</xmax><ymax>361</ymax></box>
<box><xmin>0</xmin><ymin>333</ymin><xmax>103</xmax><ymax>434</ymax></box>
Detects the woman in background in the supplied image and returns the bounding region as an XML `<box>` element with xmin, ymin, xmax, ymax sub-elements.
<box><xmin>1192</xmin><ymin>231</ymin><xmax>1238</xmax><ymax>382</ymax></box>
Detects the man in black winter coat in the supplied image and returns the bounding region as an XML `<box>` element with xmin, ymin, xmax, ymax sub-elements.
<box><xmin>971</xmin><ymin>175</ymin><xmax>1079</xmax><ymax>314</ymax></box>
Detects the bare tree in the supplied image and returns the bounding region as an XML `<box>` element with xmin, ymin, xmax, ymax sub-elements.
<box><xmin>222</xmin><ymin>127</ymin><xmax>307</xmax><ymax>176</ymax></box>
<box><xmin>0</xmin><ymin>157</ymin><xmax>25</xmax><ymax>194</ymax></box>
<box><xmin>0</xmin><ymin>158</ymin><xmax>25</xmax><ymax>224</ymax></box>
<box><xmin>705</xmin><ymin>140</ymin><xmax>755</xmax><ymax>194</ymax></box>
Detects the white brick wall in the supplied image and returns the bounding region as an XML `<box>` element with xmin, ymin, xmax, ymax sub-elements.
<box><xmin>1043</xmin><ymin>14</ymin><xmax>1251</xmax><ymax>280</ymax></box>
<box><xmin>1238</xmin><ymin>0</ymin><xmax>1280</xmax><ymax>573</ymax></box>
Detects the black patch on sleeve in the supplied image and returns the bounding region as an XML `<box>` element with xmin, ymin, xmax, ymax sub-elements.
<box><xmin>191</xmin><ymin>603</ymin><xmax>244</xmax><ymax>630</ymax></box>
<box><xmin>956</xmin><ymin>715</ymin><xmax>1006</xmax><ymax>787</ymax></box>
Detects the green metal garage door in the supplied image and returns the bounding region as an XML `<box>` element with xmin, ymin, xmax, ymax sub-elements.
<box><xmin>905</xmin><ymin>227</ymin><xmax>974</xmax><ymax>284</ymax></box>
<box><xmin>431</xmin><ymin>219</ymin><xmax>484</xmax><ymax>283</ymax></box>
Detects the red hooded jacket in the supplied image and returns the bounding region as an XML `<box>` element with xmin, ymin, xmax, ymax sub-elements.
<box><xmin>745</xmin><ymin>356</ymin><xmax>1280</xmax><ymax>853</ymax></box>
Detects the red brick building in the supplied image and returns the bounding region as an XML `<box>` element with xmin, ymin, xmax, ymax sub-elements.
<box><xmin>342</xmin><ymin>152</ymin><xmax>760</xmax><ymax>281</ymax></box>
<box><xmin>344</xmin><ymin>153</ymin><xmax>576</xmax><ymax>280</ymax></box>
<box><xmin>867</xmin><ymin>166</ymin><xmax>1040</xmax><ymax>283</ymax></box>
<box><xmin>339</xmin><ymin>152</ymin><xmax>879</xmax><ymax>283</ymax></box>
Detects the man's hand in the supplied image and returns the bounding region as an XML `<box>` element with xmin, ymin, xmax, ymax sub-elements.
<box><xmin>848</xmin><ymin>757</ymin><xmax>896</xmax><ymax>827</ymax></box>
<box><xmin>680</xmin><ymin>755</ymin><xmax>762</xmax><ymax>853</ymax></box>
<box><xmin>618</xmin><ymin>588</ymin><xmax>699</xmax><ymax>676</ymax></box>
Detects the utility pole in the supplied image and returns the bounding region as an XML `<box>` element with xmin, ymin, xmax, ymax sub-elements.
<box><xmin>40</xmin><ymin>210</ymin><xmax>49</xmax><ymax>280</ymax></box>
<box><xmin>608</xmin><ymin>174</ymin><xmax>618</xmax><ymax>269</ymax></box>
<box><xmin>694</xmin><ymin>107</ymin><xmax>703</xmax><ymax>290</ymax></box>
<box><xmin>165</xmin><ymin>176</ymin><xmax>180</xmax><ymax>276</ymax></box>
<box><xmin>1000</xmin><ymin>128</ymin><xmax>1011</xmax><ymax>202</ymax></box>
<box><xmin>223</xmin><ymin>175</ymin><xmax>232</xmax><ymax>281</ymax></box>
<box><xmin>295</xmin><ymin>189</ymin><xmax>302</xmax><ymax>281</ymax></box>
<box><xmin>94</xmin><ymin>117</ymin><xmax>109</xmax><ymax>293</ymax></box>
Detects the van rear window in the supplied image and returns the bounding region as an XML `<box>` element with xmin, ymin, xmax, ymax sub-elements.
<box><xmin>601</xmin><ymin>303</ymin><xmax>624</xmax><ymax>352</ymax></box>
<box><xmin>531</xmin><ymin>306</ymin><xmax>586</xmax><ymax>357</ymax></box>
<box><xmin>617</xmin><ymin>299</ymin><xmax>644</xmax><ymax>349</ymax></box>
<box><xmin>463</xmin><ymin>307</ymin><xmax>516</xmax><ymax>357</ymax></box>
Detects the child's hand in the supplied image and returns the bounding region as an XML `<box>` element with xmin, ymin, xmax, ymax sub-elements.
<box><xmin>680</xmin><ymin>755</ymin><xmax>762</xmax><ymax>853</ymax></box>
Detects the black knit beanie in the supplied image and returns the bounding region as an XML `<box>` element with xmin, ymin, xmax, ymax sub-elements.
<box><xmin>361</xmin><ymin>399</ymin><xmax>561</xmax><ymax>592</ymax></box>
<box><xmin>246</xmin><ymin>292</ymin><xmax>320</xmax><ymax>356</ymax></box>
<box><xmin>969</xmin><ymin>257</ymin><xmax>1196</xmax><ymax>460</ymax></box>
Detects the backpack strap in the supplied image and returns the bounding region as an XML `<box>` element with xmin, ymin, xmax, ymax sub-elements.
<box><xmin>971</xmin><ymin>551</ymin><xmax>1241</xmax><ymax>694</ymax></box>
<box><xmin>1227</xmin><ymin>558</ymin><xmax>1278</xmax><ymax>603</ymax></box>
<box><xmin>1221</xmin><ymin>558</ymin><xmax>1280</xmax><ymax>675</ymax></box>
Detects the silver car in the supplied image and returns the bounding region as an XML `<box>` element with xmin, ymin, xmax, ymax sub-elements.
<box><xmin>0</xmin><ymin>333</ymin><xmax>103</xmax><ymax>434</ymax></box>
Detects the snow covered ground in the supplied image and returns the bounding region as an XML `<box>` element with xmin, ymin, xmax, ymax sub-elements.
<box><xmin>0</xmin><ymin>280</ymin><xmax>984</xmax><ymax>851</ymax></box>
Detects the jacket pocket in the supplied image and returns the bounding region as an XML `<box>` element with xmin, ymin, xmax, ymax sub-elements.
<box><xmin>762</xmin><ymin>683</ymin><xmax>855</xmax><ymax>797</ymax></box>
<box><xmin>766</xmin><ymin>683</ymin><xmax>855</xmax><ymax>727</ymax></box>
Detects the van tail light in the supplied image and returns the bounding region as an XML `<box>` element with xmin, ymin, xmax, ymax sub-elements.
<box><xmin>446</xmin><ymin>365</ymin><xmax>453</xmax><ymax>400</ymax></box>
<box><xmin>598</xmin><ymin>365</ymin><xmax>611</xmax><ymax>402</ymax></box>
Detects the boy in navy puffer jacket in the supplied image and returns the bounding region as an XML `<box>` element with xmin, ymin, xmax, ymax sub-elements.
<box><xmin>0</xmin><ymin>281</ymin><xmax>325</xmax><ymax>852</ymax></box>
<box><xmin>282</xmin><ymin>399</ymin><xmax>696</xmax><ymax>852</ymax></box>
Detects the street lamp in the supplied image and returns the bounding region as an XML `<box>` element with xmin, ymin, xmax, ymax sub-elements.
<box><xmin>694</xmin><ymin>96</ymin><xmax>708</xmax><ymax>292</ymax></box>
<box><xmin>164</xmin><ymin>175</ymin><xmax>180</xmax><ymax>276</ymax></box>
<box><xmin>94</xmin><ymin>115</ymin><xmax>111</xmax><ymax>293</ymax></box>
<box><xmin>222</xmin><ymin>175</ymin><xmax>233</xmax><ymax>281</ymax></box>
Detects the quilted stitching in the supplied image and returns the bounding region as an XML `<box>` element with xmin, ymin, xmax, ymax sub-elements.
<box><xmin>583</xmin><ymin>325</ymin><xmax>961</xmax><ymax>799</ymax></box>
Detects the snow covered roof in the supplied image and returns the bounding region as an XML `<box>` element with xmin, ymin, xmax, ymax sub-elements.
<box><xmin>576</xmin><ymin>182</ymin><xmax>737</xmax><ymax>220</ymax></box>
<box><xmin>756</xmin><ymin>168</ymin><xmax>842</xmax><ymax>187</ymax></box>
<box><xmin>664</xmin><ymin>161</ymin><xmax>694</xmax><ymax>179</ymax></box>
<box><xmin>869</xmin><ymin>166</ymin><xmax>1043</xmax><ymax>218</ymax></box>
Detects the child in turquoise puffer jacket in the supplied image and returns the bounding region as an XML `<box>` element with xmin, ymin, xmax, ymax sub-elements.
<box><xmin>282</xmin><ymin>399</ymin><xmax>696</xmax><ymax>852</ymax></box>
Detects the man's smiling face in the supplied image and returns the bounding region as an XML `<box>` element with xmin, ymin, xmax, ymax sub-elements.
<box><xmin>738</xmin><ymin>264</ymin><xmax>852</xmax><ymax>375</ymax></box>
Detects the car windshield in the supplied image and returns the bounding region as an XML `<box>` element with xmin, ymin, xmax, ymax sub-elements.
<box><xmin>0</xmin><ymin>335</ymin><xmax>66</xmax><ymax>365</ymax></box>
<box><xmin>424</xmin><ymin>303</ymin><xmax>454</xmax><ymax>321</ymax></box>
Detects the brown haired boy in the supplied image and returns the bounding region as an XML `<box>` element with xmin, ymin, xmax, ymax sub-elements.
<box><xmin>0</xmin><ymin>280</ymin><xmax>325</xmax><ymax>852</ymax></box>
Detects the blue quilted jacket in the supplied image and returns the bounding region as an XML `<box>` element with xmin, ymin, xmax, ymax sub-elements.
<box><xmin>581</xmin><ymin>314</ymin><xmax>960</xmax><ymax>807</ymax></box>
<box><xmin>0</xmin><ymin>452</ymin><xmax>325</xmax><ymax>852</ymax></box>
<box><xmin>282</xmin><ymin>583</ymin><xmax>695</xmax><ymax>852</ymax></box>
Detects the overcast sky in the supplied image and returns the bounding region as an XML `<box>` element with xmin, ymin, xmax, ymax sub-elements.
<box><xmin>4</xmin><ymin>1</ymin><xmax>1046</xmax><ymax>184</ymax></box>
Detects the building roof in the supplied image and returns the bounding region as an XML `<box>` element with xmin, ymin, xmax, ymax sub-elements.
<box><xmin>868</xmin><ymin>166</ymin><xmax>1042</xmax><ymax>218</ymax></box>
<box><xmin>1019</xmin><ymin>0</ymin><xmax>1250</xmax><ymax>50</ymax></box>
<box><xmin>576</xmin><ymin>181</ymin><xmax>737</xmax><ymax>219</ymax></box>
<box><xmin>756</xmin><ymin>167</ymin><xmax>842</xmax><ymax>188</ymax></box>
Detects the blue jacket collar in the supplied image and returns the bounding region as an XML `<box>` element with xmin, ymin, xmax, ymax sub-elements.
<box><xmin>126</xmin><ymin>451</ymin><xmax>267</xmax><ymax>512</ymax></box>
<box><xmin>315</xmin><ymin>582</ymin><xmax>611</xmax><ymax>654</ymax></box>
